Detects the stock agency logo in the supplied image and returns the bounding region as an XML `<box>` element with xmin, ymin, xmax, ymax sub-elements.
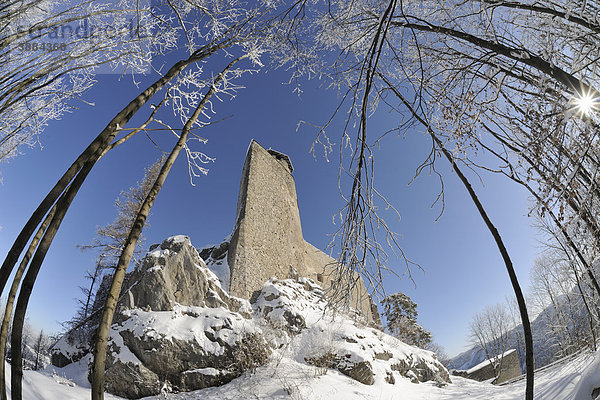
<box><xmin>10</xmin><ymin>0</ymin><xmax>154</xmax><ymax>74</ymax></box>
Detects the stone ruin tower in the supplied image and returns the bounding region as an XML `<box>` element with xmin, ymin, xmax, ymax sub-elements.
<box><xmin>227</xmin><ymin>140</ymin><xmax>380</xmax><ymax>325</ymax></box>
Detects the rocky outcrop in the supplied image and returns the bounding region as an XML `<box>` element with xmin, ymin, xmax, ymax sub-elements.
<box><xmin>52</xmin><ymin>236</ymin><xmax>449</xmax><ymax>398</ymax></box>
<box><xmin>101</xmin><ymin>236</ymin><xmax>269</xmax><ymax>398</ymax></box>
<box><xmin>104</xmin><ymin>304</ymin><xmax>269</xmax><ymax>397</ymax></box>
<box><xmin>307</xmin><ymin>353</ymin><xmax>376</xmax><ymax>385</ymax></box>
<box><xmin>124</xmin><ymin>235</ymin><xmax>246</xmax><ymax>314</ymax></box>
<box><xmin>52</xmin><ymin>236</ymin><xmax>269</xmax><ymax>399</ymax></box>
<box><xmin>104</xmin><ymin>361</ymin><xmax>160</xmax><ymax>399</ymax></box>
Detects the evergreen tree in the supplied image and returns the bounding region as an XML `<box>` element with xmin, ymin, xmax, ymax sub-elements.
<box><xmin>382</xmin><ymin>292</ymin><xmax>432</xmax><ymax>348</ymax></box>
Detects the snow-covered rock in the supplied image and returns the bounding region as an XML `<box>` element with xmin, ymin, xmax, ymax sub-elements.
<box><xmin>51</xmin><ymin>334</ymin><xmax>89</xmax><ymax>368</ymax></box>
<box><xmin>104</xmin><ymin>304</ymin><xmax>269</xmax><ymax>397</ymax></box>
<box><xmin>253</xmin><ymin>278</ymin><xmax>450</xmax><ymax>387</ymax></box>
<box><xmin>127</xmin><ymin>236</ymin><xmax>246</xmax><ymax>314</ymax></box>
<box><xmin>102</xmin><ymin>236</ymin><xmax>269</xmax><ymax>397</ymax></box>
<box><xmin>198</xmin><ymin>240</ymin><xmax>231</xmax><ymax>292</ymax></box>
<box><xmin>573</xmin><ymin>351</ymin><xmax>600</xmax><ymax>400</ymax></box>
<box><xmin>52</xmin><ymin>236</ymin><xmax>268</xmax><ymax>398</ymax></box>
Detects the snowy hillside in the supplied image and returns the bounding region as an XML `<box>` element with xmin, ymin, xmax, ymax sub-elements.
<box><xmin>50</xmin><ymin>236</ymin><xmax>448</xmax><ymax>398</ymax></box>
<box><xmin>22</xmin><ymin>337</ymin><xmax>600</xmax><ymax>399</ymax></box>
<box><xmin>17</xmin><ymin>235</ymin><xmax>600</xmax><ymax>399</ymax></box>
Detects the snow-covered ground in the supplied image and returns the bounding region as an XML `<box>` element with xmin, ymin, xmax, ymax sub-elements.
<box><xmin>36</xmin><ymin>237</ymin><xmax>599</xmax><ymax>399</ymax></box>
<box><xmin>16</xmin><ymin>344</ymin><xmax>597</xmax><ymax>399</ymax></box>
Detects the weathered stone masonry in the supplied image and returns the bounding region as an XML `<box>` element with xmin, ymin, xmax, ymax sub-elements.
<box><xmin>227</xmin><ymin>140</ymin><xmax>380</xmax><ymax>325</ymax></box>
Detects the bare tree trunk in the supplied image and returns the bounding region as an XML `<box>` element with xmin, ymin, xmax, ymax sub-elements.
<box><xmin>11</xmin><ymin>163</ymin><xmax>92</xmax><ymax>400</ymax></box>
<box><xmin>83</xmin><ymin>264</ymin><xmax>101</xmax><ymax>321</ymax></box>
<box><xmin>430</xmin><ymin>135</ymin><xmax>534</xmax><ymax>399</ymax></box>
<box><xmin>3</xmin><ymin>48</ymin><xmax>228</xmax><ymax>399</ymax></box>
<box><xmin>479</xmin><ymin>123</ymin><xmax>600</xmax><ymax>270</ymax></box>
<box><xmin>0</xmin><ymin>96</ymin><xmax>164</xmax><ymax>398</ymax></box>
<box><xmin>572</xmin><ymin>262</ymin><xmax>597</xmax><ymax>350</ymax></box>
<box><xmin>90</xmin><ymin>56</ymin><xmax>243</xmax><ymax>400</ymax></box>
<box><xmin>380</xmin><ymin>76</ymin><xmax>534</xmax><ymax>399</ymax></box>
<box><xmin>0</xmin><ymin>205</ymin><xmax>56</xmax><ymax>400</ymax></box>
<box><xmin>492</xmin><ymin>160</ymin><xmax>600</xmax><ymax>301</ymax></box>
<box><xmin>0</xmin><ymin>49</ymin><xmax>213</xmax><ymax>298</ymax></box>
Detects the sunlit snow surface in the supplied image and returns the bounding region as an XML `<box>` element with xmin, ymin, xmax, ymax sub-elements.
<box><xmin>15</xmin><ymin>344</ymin><xmax>598</xmax><ymax>399</ymax></box>
<box><xmin>24</xmin><ymin>239</ymin><xmax>600</xmax><ymax>400</ymax></box>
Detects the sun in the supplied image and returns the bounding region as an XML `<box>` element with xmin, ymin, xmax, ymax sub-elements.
<box><xmin>571</xmin><ymin>87</ymin><xmax>599</xmax><ymax>117</ymax></box>
<box><xmin>576</xmin><ymin>93</ymin><xmax>596</xmax><ymax>115</ymax></box>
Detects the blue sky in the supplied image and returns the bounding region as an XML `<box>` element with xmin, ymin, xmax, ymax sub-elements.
<box><xmin>0</xmin><ymin>60</ymin><xmax>539</xmax><ymax>357</ymax></box>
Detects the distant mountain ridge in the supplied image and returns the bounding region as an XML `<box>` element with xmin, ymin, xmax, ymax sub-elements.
<box><xmin>449</xmin><ymin>280</ymin><xmax>594</xmax><ymax>372</ymax></box>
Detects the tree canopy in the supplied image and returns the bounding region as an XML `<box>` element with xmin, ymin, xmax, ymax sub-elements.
<box><xmin>382</xmin><ymin>292</ymin><xmax>432</xmax><ymax>348</ymax></box>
